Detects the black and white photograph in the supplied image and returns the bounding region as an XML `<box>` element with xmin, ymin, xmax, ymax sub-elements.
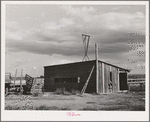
<box><xmin>1</xmin><ymin>1</ymin><xmax>149</xmax><ymax>121</ymax></box>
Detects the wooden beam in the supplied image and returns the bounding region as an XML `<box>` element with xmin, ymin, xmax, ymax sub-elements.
<box><xmin>95</xmin><ymin>43</ymin><xmax>99</xmax><ymax>94</ymax></box>
<box><xmin>117</xmin><ymin>68</ymin><xmax>120</xmax><ymax>91</ymax></box>
<box><xmin>102</xmin><ymin>63</ymin><xmax>105</xmax><ymax>93</ymax></box>
<box><xmin>81</xmin><ymin>66</ymin><xmax>95</xmax><ymax>94</ymax></box>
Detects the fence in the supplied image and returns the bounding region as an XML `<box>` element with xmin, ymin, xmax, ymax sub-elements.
<box><xmin>128</xmin><ymin>80</ymin><xmax>145</xmax><ymax>91</ymax></box>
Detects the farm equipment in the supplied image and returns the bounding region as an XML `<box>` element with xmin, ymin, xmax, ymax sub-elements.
<box><xmin>23</xmin><ymin>74</ymin><xmax>34</xmax><ymax>94</ymax></box>
<box><xmin>24</xmin><ymin>74</ymin><xmax>44</xmax><ymax>95</ymax></box>
<box><xmin>5</xmin><ymin>73</ymin><xmax>12</xmax><ymax>96</ymax></box>
<box><xmin>5</xmin><ymin>73</ymin><xmax>44</xmax><ymax>96</ymax></box>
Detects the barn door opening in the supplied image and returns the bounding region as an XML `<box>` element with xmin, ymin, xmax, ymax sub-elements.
<box><xmin>119</xmin><ymin>73</ymin><xmax>127</xmax><ymax>90</ymax></box>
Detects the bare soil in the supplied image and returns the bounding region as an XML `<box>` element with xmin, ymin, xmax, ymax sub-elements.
<box><xmin>5</xmin><ymin>91</ymin><xmax>145</xmax><ymax>111</ymax></box>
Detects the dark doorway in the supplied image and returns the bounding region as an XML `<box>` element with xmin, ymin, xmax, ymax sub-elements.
<box><xmin>119</xmin><ymin>73</ymin><xmax>128</xmax><ymax>90</ymax></box>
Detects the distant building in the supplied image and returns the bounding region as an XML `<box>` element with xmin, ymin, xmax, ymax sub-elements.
<box><xmin>44</xmin><ymin>60</ymin><xmax>130</xmax><ymax>93</ymax></box>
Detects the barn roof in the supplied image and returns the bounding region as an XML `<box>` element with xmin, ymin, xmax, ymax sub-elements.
<box><xmin>44</xmin><ymin>60</ymin><xmax>130</xmax><ymax>72</ymax></box>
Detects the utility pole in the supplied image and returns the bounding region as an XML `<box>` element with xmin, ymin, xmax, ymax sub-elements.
<box><xmin>13</xmin><ymin>69</ymin><xmax>17</xmax><ymax>88</ymax></box>
<box><xmin>95</xmin><ymin>43</ymin><xmax>99</xmax><ymax>94</ymax></box>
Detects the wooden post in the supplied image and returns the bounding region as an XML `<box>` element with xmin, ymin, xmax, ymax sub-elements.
<box><xmin>13</xmin><ymin>69</ymin><xmax>17</xmax><ymax>88</ymax></box>
<box><xmin>20</xmin><ymin>69</ymin><xmax>23</xmax><ymax>93</ymax></box>
<box><xmin>95</xmin><ymin>43</ymin><xmax>99</xmax><ymax>94</ymax></box>
<box><xmin>117</xmin><ymin>68</ymin><xmax>120</xmax><ymax>91</ymax></box>
<box><xmin>43</xmin><ymin>78</ymin><xmax>44</xmax><ymax>94</ymax></box>
<box><xmin>81</xmin><ymin>66</ymin><xmax>95</xmax><ymax>94</ymax></box>
<box><xmin>102</xmin><ymin>63</ymin><xmax>105</xmax><ymax>93</ymax></box>
<box><xmin>126</xmin><ymin>71</ymin><xmax>129</xmax><ymax>92</ymax></box>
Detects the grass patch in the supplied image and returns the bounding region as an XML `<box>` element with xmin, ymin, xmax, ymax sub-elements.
<box><xmin>35</xmin><ymin>105</ymin><xmax>58</xmax><ymax>110</ymax></box>
<box><xmin>99</xmin><ymin>105</ymin><xmax>126</xmax><ymax>111</ymax></box>
<box><xmin>55</xmin><ymin>88</ymin><xmax>66</xmax><ymax>95</ymax></box>
<box><xmin>5</xmin><ymin>105</ymin><xmax>21</xmax><ymax>110</ymax></box>
<box><xmin>55</xmin><ymin>88</ymin><xmax>80</xmax><ymax>95</ymax></box>
<box><xmin>129</xmin><ymin>105</ymin><xmax>145</xmax><ymax>111</ymax></box>
<box><xmin>5</xmin><ymin>105</ymin><xmax>70</xmax><ymax>110</ymax></box>
<box><xmin>32</xmin><ymin>93</ymin><xmax>39</xmax><ymax>97</ymax></box>
<box><xmin>80</xmin><ymin>106</ymin><xmax>98</xmax><ymax>111</ymax></box>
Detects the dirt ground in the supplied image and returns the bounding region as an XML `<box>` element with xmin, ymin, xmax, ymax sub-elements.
<box><xmin>5</xmin><ymin>91</ymin><xmax>145</xmax><ymax>111</ymax></box>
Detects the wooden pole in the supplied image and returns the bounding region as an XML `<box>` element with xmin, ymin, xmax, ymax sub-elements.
<box><xmin>102</xmin><ymin>63</ymin><xmax>105</xmax><ymax>93</ymax></box>
<box><xmin>117</xmin><ymin>68</ymin><xmax>120</xmax><ymax>91</ymax></box>
<box><xmin>81</xmin><ymin>66</ymin><xmax>95</xmax><ymax>94</ymax></box>
<box><xmin>95</xmin><ymin>43</ymin><xmax>99</xmax><ymax>94</ymax></box>
<box><xmin>20</xmin><ymin>69</ymin><xmax>23</xmax><ymax>93</ymax></box>
<box><xmin>43</xmin><ymin>77</ymin><xmax>45</xmax><ymax>94</ymax></box>
<box><xmin>13</xmin><ymin>69</ymin><xmax>17</xmax><ymax>88</ymax></box>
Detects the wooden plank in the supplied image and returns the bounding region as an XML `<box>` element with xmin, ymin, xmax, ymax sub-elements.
<box><xmin>104</xmin><ymin>64</ymin><xmax>107</xmax><ymax>93</ymax></box>
<box><xmin>98</xmin><ymin>62</ymin><xmax>103</xmax><ymax>93</ymax></box>
<box><xmin>102</xmin><ymin>63</ymin><xmax>105</xmax><ymax>93</ymax></box>
<box><xmin>112</xmin><ymin>67</ymin><xmax>115</xmax><ymax>92</ymax></box>
<box><xmin>112</xmin><ymin>67</ymin><xmax>116</xmax><ymax>92</ymax></box>
<box><xmin>104</xmin><ymin>64</ymin><xmax>110</xmax><ymax>93</ymax></box>
<box><xmin>114</xmin><ymin>67</ymin><xmax>118</xmax><ymax>92</ymax></box>
<box><xmin>107</xmin><ymin>65</ymin><xmax>110</xmax><ymax>93</ymax></box>
<box><xmin>115</xmin><ymin>68</ymin><xmax>118</xmax><ymax>92</ymax></box>
<box><xmin>115</xmin><ymin>68</ymin><xmax>118</xmax><ymax>91</ymax></box>
<box><xmin>81</xmin><ymin>66</ymin><xmax>95</xmax><ymax>94</ymax></box>
<box><xmin>95</xmin><ymin>43</ymin><xmax>99</xmax><ymax>94</ymax></box>
<box><xmin>117</xmin><ymin>68</ymin><xmax>120</xmax><ymax>91</ymax></box>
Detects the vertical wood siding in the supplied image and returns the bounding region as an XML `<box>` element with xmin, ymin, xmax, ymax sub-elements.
<box><xmin>104</xmin><ymin>64</ymin><xmax>110</xmax><ymax>93</ymax></box>
<box><xmin>111</xmin><ymin>66</ymin><xmax>119</xmax><ymax>92</ymax></box>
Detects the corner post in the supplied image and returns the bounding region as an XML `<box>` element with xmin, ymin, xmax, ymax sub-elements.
<box><xmin>95</xmin><ymin>43</ymin><xmax>99</xmax><ymax>94</ymax></box>
<box><xmin>117</xmin><ymin>68</ymin><xmax>120</xmax><ymax>91</ymax></box>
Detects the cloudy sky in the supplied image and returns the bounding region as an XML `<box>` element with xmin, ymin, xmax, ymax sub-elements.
<box><xmin>5</xmin><ymin>4</ymin><xmax>146</xmax><ymax>77</ymax></box>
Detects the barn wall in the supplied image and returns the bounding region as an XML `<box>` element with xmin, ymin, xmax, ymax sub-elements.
<box><xmin>112</xmin><ymin>66</ymin><xmax>119</xmax><ymax>92</ymax></box>
<box><xmin>104</xmin><ymin>64</ymin><xmax>110</xmax><ymax>93</ymax></box>
<box><xmin>98</xmin><ymin>61</ymin><xmax>121</xmax><ymax>93</ymax></box>
<box><xmin>44</xmin><ymin>61</ymin><xmax>96</xmax><ymax>93</ymax></box>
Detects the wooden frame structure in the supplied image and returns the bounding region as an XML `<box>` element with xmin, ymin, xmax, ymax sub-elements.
<box><xmin>44</xmin><ymin>60</ymin><xmax>129</xmax><ymax>93</ymax></box>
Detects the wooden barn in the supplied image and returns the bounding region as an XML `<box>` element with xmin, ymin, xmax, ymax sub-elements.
<box><xmin>44</xmin><ymin>60</ymin><xmax>130</xmax><ymax>94</ymax></box>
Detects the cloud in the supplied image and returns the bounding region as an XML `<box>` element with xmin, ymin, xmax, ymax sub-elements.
<box><xmin>61</xmin><ymin>6</ymin><xmax>145</xmax><ymax>32</ymax></box>
<box><xmin>6</xmin><ymin>21</ymin><xmax>20</xmax><ymax>31</ymax></box>
<box><xmin>61</xmin><ymin>6</ymin><xmax>95</xmax><ymax>22</ymax></box>
<box><xmin>32</xmin><ymin>67</ymin><xmax>37</xmax><ymax>70</ymax></box>
<box><xmin>5</xmin><ymin>5</ymin><xmax>146</xmax><ymax>75</ymax></box>
<box><xmin>6</xmin><ymin>13</ymin><xmax>145</xmax><ymax>58</ymax></box>
<box><xmin>6</xmin><ymin>6</ymin><xmax>145</xmax><ymax>70</ymax></box>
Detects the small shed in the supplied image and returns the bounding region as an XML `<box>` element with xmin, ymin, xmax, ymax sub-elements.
<box><xmin>44</xmin><ymin>60</ymin><xmax>130</xmax><ymax>93</ymax></box>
